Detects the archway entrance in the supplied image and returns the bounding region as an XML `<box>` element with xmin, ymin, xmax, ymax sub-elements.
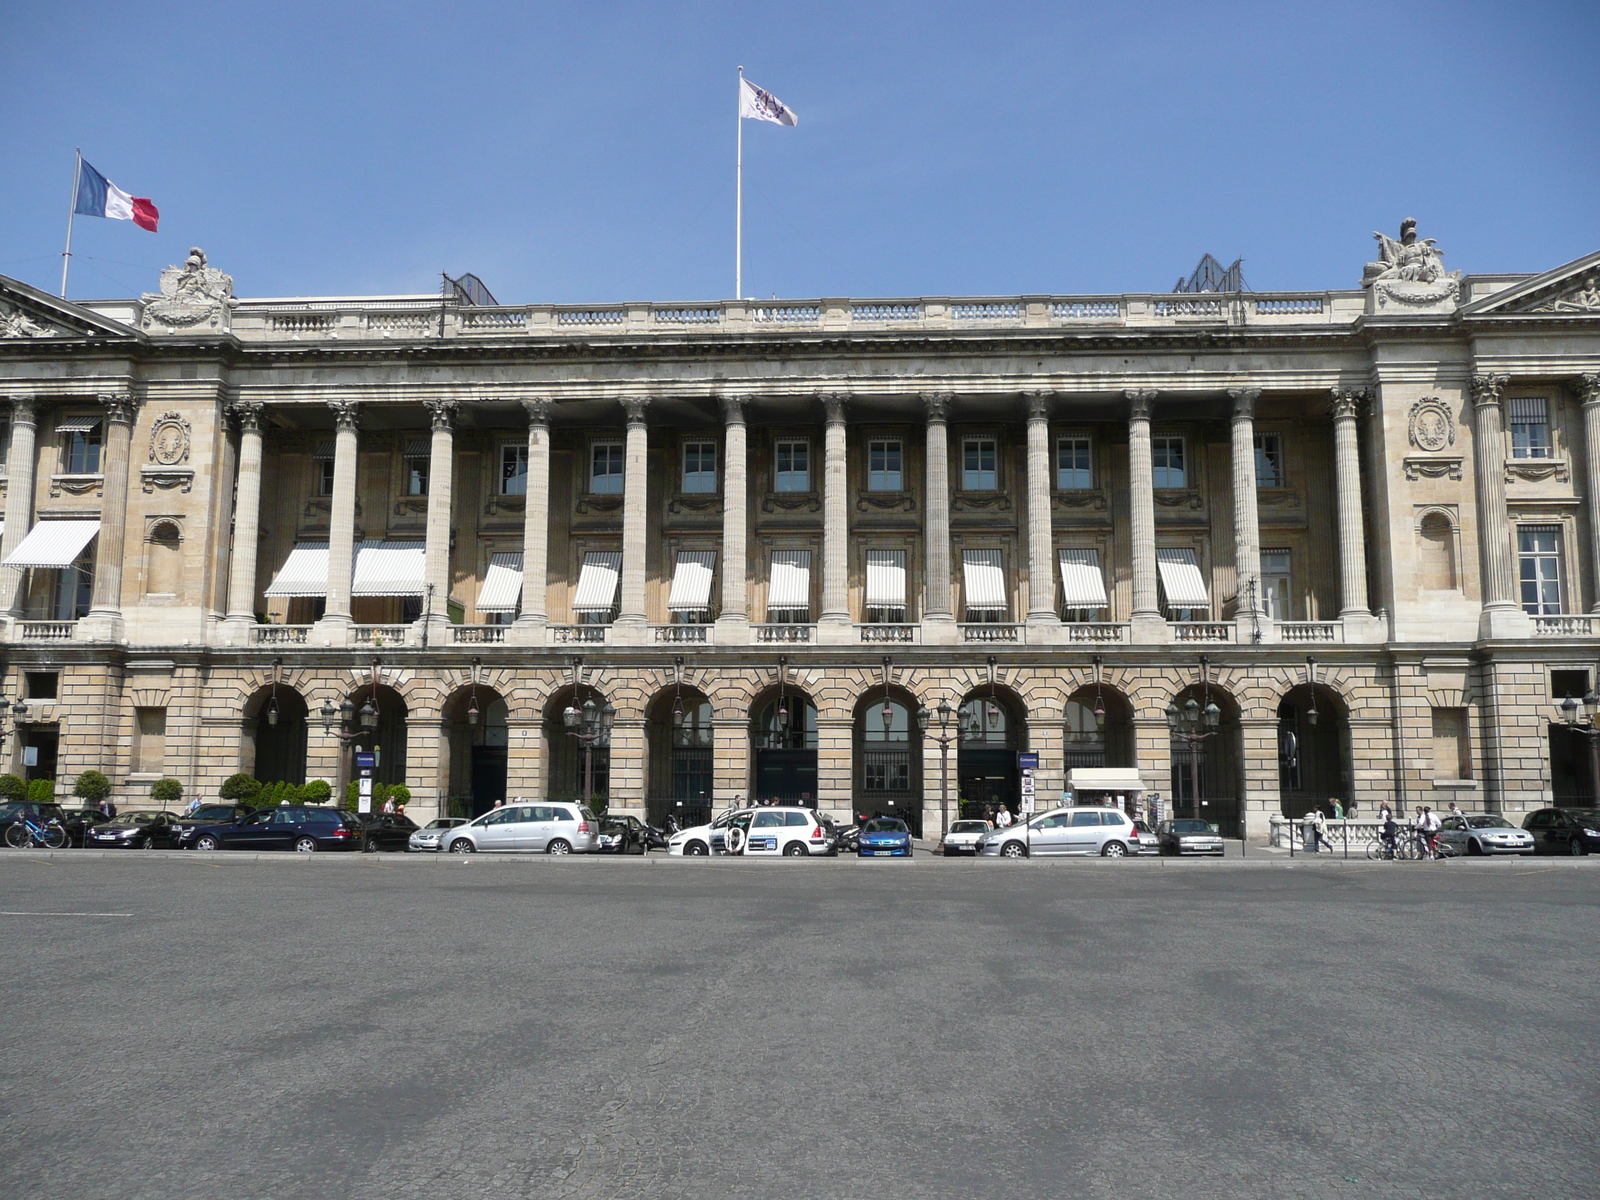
<box><xmin>445</xmin><ymin>685</ymin><xmax>508</xmax><ymax>818</ymax></box>
<box><xmin>957</xmin><ymin>688</ymin><xmax>1027</xmax><ymax>820</ymax></box>
<box><xmin>1168</xmin><ymin>683</ymin><xmax>1242</xmax><ymax>831</ymax></box>
<box><xmin>345</xmin><ymin>683</ymin><xmax>409</xmax><ymax>786</ymax></box>
<box><xmin>750</xmin><ymin>688</ymin><xmax>817</xmax><ymax>804</ymax></box>
<box><xmin>1548</xmin><ymin>723</ymin><xmax>1596</xmax><ymax>807</ymax></box>
<box><xmin>247</xmin><ymin>684</ymin><xmax>308</xmax><ymax>784</ymax></box>
<box><xmin>853</xmin><ymin>688</ymin><xmax>923</xmax><ymax>835</ymax></box>
<box><xmin>647</xmin><ymin>686</ymin><xmax>715</xmax><ymax>829</ymax></box>
<box><xmin>543</xmin><ymin>686</ymin><xmax>612</xmax><ymax>811</ymax></box>
<box><xmin>1276</xmin><ymin>684</ymin><xmax>1350</xmax><ymax>819</ymax></box>
<box><xmin>1063</xmin><ymin>685</ymin><xmax>1134</xmax><ymax>770</ymax></box>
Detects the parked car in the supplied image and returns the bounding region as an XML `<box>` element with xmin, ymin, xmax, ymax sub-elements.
<box><xmin>1158</xmin><ymin>818</ymin><xmax>1226</xmax><ymax>856</ymax></box>
<box><xmin>979</xmin><ymin>806</ymin><xmax>1140</xmax><ymax>858</ymax></box>
<box><xmin>666</xmin><ymin>806</ymin><xmax>830</xmax><ymax>857</ymax></box>
<box><xmin>408</xmin><ymin>817</ymin><xmax>467</xmax><ymax>852</ymax></box>
<box><xmin>1435</xmin><ymin>813</ymin><xmax>1534</xmax><ymax>856</ymax></box>
<box><xmin>595</xmin><ymin>815</ymin><xmax>648</xmax><ymax>855</ymax></box>
<box><xmin>351</xmin><ymin>812</ymin><xmax>419</xmax><ymax>852</ymax></box>
<box><xmin>939</xmin><ymin>819</ymin><xmax>992</xmax><ymax>856</ymax></box>
<box><xmin>61</xmin><ymin>807</ymin><xmax>112</xmax><ymax>846</ymax></box>
<box><xmin>1131</xmin><ymin>818</ymin><xmax>1160</xmax><ymax>855</ymax></box>
<box><xmin>170</xmin><ymin>804</ymin><xmax>257</xmax><ymax>848</ymax></box>
<box><xmin>0</xmin><ymin>802</ymin><xmax>101</xmax><ymax>849</ymax></box>
<box><xmin>84</xmin><ymin>810</ymin><xmax>179</xmax><ymax>849</ymax></box>
<box><xmin>188</xmin><ymin>806</ymin><xmax>362</xmax><ymax>852</ymax></box>
<box><xmin>1522</xmin><ymin>807</ymin><xmax>1600</xmax><ymax>856</ymax></box>
<box><xmin>440</xmin><ymin>802</ymin><xmax>598</xmax><ymax>855</ymax></box>
<box><xmin>858</xmin><ymin>816</ymin><xmax>913</xmax><ymax>858</ymax></box>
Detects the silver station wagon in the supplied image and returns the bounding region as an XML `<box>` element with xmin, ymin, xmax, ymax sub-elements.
<box><xmin>978</xmin><ymin>807</ymin><xmax>1139</xmax><ymax>858</ymax></box>
<box><xmin>441</xmin><ymin>803</ymin><xmax>599</xmax><ymax>855</ymax></box>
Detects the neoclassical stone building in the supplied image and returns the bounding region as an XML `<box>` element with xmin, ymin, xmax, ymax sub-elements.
<box><xmin>0</xmin><ymin>229</ymin><xmax>1597</xmax><ymax>838</ymax></box>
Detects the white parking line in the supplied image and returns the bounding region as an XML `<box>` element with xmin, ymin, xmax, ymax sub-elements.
<box><xmin>0</xmin><ymin>911</ymin><xmax>134</xmax><ymax>917</ymax></box>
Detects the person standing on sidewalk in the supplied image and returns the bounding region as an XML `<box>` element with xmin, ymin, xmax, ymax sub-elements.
<box><xmin>1301</xmin><ymin>804</ymin><xmax>1320</xmax><ymax>853</ymax></box>
<box><xmin>1312</xmin><ymin>804</ymin><xmax>1330</xmax><ymax>853</ymax></box>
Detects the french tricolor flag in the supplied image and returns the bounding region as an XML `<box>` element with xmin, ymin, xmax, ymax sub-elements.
<box><xmin>74</xmin><ymin>158</ymin><xmax>158</xmax><ymax>232</ymax></box>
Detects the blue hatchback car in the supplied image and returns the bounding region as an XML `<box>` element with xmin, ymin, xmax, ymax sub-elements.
<box><xmin>857</xmin><ymin>817</ymin><xmax>913</xmax><ymax>857</ymax></box>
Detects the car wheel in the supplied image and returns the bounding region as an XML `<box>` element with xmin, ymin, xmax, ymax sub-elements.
<box><xmin>294</xmin><ymin>837</ymin><xmax>318</xmax><ymax>853</ymax></box>
<box><xmin>1571</xmin><ymin>837</ymin><xmax>1588</xmax><ymax>857</ymax></box>
<box><xmin>138</xmin><ymin>836</ymin><xmax>154</xmax><ymax>850</ymax></box>
<box><xmin>546</xmin><ymin>839</ymin><xmax>572</xmax><ymax>856</ymax></box>
<box><xmin>1101</xmin><ymin>841</ymin><xmax>1128</xmax><ymax>858</ymax></box>
<box><xmin>1000</xmin><ymin>841</ymin><xmax>1028</xmax><ymax>859</ymax></box>
<box><xmin>782</xmin><ymin>842</ymin><xmax>808</xmax><ymax>857</ymax></box>
<box><xmin>943</xmin><ymin>846</ymin><xmax>955</xmax><ymax>856</ymax></box>
<box><xmin>448</xmin><ymin>839</ymin><xmax>475</xmax><ymax>854</ymax></box>
<box><xmin>1467</xmin><ymin>839</ymin><xmax>1483</xmax><ymax>856</ymax></box>
<box><xmin>196</xmin><ymin>835</ymin><xmax>222</xmax><ymax>852</ymax></box>
<box><xmin>684</xmin><ymin>840</ymin><xmax>708</xmax><ymax>856</ymax></box>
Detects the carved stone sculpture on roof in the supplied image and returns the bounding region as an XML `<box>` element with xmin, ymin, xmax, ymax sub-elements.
<box><xmin>1362</xmin><ymin>219</ymin><xmax>1462</xmax><ymax>310</ymax></box>
<box><xmin>0</xmin><ymin>300</ymin><xmax>62</xmax><ymax>339</ymax></box>
<box><xmin>1529</xmin><ymin>272</ymin><xmax>1600</xmax><ymax>314</ymax></box>
<box><xmin>142</xmin><ymin>247</ymin><xmax>238</xmax><ymax>331</ymax></box>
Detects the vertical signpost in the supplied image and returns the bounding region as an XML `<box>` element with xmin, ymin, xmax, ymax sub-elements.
<box><xmin>355</xmin><ymin>751</ymin><xmax>376</xmax><ymax>814</ymax></box>
<box><xmin>1017</xmin><ymin>753</ymin><xmax>1038</xmax><ymax>816</ymax></box>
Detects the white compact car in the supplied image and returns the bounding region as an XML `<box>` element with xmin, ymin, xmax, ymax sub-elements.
<box><xmin>939</xmin><ymin>819</ymin><xmax>993</xmax><ymax>856</ymax></box>
<box><xmin>667</xmin><ymin>806</ymin><xmax>830</xmax><ymax>857</ymax></box>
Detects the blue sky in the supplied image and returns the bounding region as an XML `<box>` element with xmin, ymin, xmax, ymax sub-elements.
<box><xmin>3</xmin><ymin>1</ymin><xmax>1596</xmax><ymax>304</ymax></box>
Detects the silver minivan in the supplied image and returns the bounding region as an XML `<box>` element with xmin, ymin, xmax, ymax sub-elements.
<box><xmin>978</xmin><ymin>806</ymin><xmax>1138</xmax><ymax>858</ymax></box>
<box><xmin>441</xmin><ymin>803</ymin><xmax>599</xmax><ymax>855</ymax></box>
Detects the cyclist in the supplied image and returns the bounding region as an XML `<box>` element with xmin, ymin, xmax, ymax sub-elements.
<box><xmin>1381</xmin><ymin>809</ymin><xmax>1398</xmax><ymax>858</ymax></box>
<box><xmin>1422</xmin><ymin>805</ymin><xmax>1442</xmax><ymax>858</ymax></box>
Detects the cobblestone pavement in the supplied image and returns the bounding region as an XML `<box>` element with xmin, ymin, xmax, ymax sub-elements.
<box><xmin>0</xmin><ymin>854</ymin><xmax>1594</xmax><ymax>1200</ymax></box>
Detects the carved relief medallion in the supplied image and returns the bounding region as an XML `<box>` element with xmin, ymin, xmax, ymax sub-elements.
<box><xmin>148</xmin><ymin>411</ymin><xmax>191</xmax><ymax>465</ymax></box>
<box><xmin>1407</xmin><ymin>398</ymin><xmax>1456</xmax><ymax>452</ymax></box>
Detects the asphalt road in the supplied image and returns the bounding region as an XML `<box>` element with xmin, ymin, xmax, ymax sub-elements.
<box><xmin>0</xmin><ymin>854</ymin><xmax>1594</xmax><ymax>1200</ymax></box>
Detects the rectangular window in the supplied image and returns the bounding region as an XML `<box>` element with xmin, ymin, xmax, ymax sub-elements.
<box><xmin>1551</xmin><ymin>669</ymin><xmax>1591</xmax><ymax>701</ymax></box>
<box><xmin>774</xmin><ymin>440</ymin><xmax>810</xmax><ymax>492</ymax></box>
<box><xmin>962</xmin><ymin>437</ymin><xmax>997</xmax><ymax>490</ymax></box>
<box><xmin>682</xmin><ymin>441</ymin><xmax>718</xmax><ymax>493</ymax></box>
<box><xmin>53</xmin><ymin>564</ymin><xmax>92</xmax><ymax>621</ymax></box>
<box><xmin>405</xmin><ymin>454</ymin><xmax>429</xmax><ymax>496</ymax></box>
<box><xmin>1260</xmin><ymin>549</ymin><xmax>1292</xmax><ymax>619</ymax></box>
<box><xmin>1152</xmin><ymin>436</ymin><xmax>1186</xmax><ymax>489</ymax></box>
<box><xmin>64</xmin><ymin>422</ymin><xmax>103</xmax><ymax>475</ymax></box>
<box><xmin>867</xmin><ymin>439</ymin><xmax>903</xmax><ymax>491</ymax></box>
<box><xmin>24</xmin><ymin>672</ymin><xmax>58</xmax><ymax>700</ymax></box>
<box><xmin>1254</xmin><ymin>433</ymin><xmax>1284</xmax><ymax>488</ymax></box>
<box><xmin>500</xmin><ymin>444</ymin><xmax>529</xmax><ymax>496</ymax></box>
<box><xmin>1508</xmin><ymin>397</ymin><xmax>1551</xmax><ymax>459</ymax></box>
<box><xmin>1056</xmin><ymin>437</ymin><xmax>1091</xmax><ymax>490</ymax></box>
<box><xmin>1431</xmin><ymin>707</ymin><xmax>1471</xmax><ymax>780</ymax></box>
<box><xmin>1518</xmin><ymin>525</ymin><xmax>1563</xmax><ymax>615</ymax></box>
<box><xmin>134</xmin><ymin>707</ymin><xmax>167</xmax><ymax>774</ymax></box>
<box><xmin>589</xmin><ymin>441</ymin><xmax>624</xmax><ymax>494</ymax></box>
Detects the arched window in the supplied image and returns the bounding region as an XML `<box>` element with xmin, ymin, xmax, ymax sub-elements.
<box><xmin>958</xmin><ymin>696</ymin><xmax>1010</xmax><ymax>746</ymax></box>
<box><xmin>146</xmin><ymin>522</ymin><xmax>181</xmax><ymax>596</ymax></box>
<box><xmin>754</xmin><ymin>696</ymin><xmax>817</xmax><ymax>750</ymax></box>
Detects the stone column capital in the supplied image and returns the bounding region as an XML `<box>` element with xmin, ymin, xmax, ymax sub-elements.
<box><xmin>424</xmin><ymin>397</ymin><xmax>460</xmax><ymax>431</ymax></box>
<box><xmin>97</xmin><ymin>392</ymin><xmax>138</xmax><ymax>426</ymax></box>
<box><xmin>520</xmin><ymin>396</ymin><xmax>552</xmax><ymax>426</ymax></box>
<box><xmin>1469</xmin><ymin>373</ymin><xmax>1510</xmax><ymax>409</ymax></box>
<box><xmin>921</xmin><ymin>390</ymin><xmax>952</xmax><ymax>423</ymax></box>
<box><xmin>820</xmin><ymin>391</ymin><xmax>849</xmax><ymax>426</ymax></box>
<box><xmin>1124</xmin><ymin>389</ymin><xmax>1158</xmax><ymax>422</ymax></box>
<box><xmin>6</xmin><ymin>395</ymin><xmax>38</xmax><ymax>427</ymax></box>
<box><xmin>620</xmin><ymin>395</ymin><xmax>650</xmax><ymax>426</ymax></box>
<box><xmin>228</xmin><ymin>400</ymin><xmax>265</xmax><ymax>432</ymax></box>
<box><xmin>1228</xmin><ymin>387</ymin><xmax>1261</xmax><ymax>420</ymax></box>
<box><xmin>718</xmin><ymin>392</ymin><xmax>748</xmax><ymax>426</ymax></box>
<box><xmin>1330</xmin><ymin>388</ymin><xmax>1368</xmax><ymax>421</ymax></box>
<box><xmin>1576</xmin><ymin>373</ymin><xmax>1600</xmax><ymax>408</ymax></box>
<box><xmin>1024</xmin><ymin>390</ymin><xmax>1054</xmax><ymax>422</ymax></box>
<box><xmin>328</xmin><ymin>399</ymin><xmax>361</xmax><ymax>430</ymax></box>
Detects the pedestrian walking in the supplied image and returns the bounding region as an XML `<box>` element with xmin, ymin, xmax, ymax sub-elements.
<box><xmin>1346</xmin><ymin>799</ymin><xmax>1359</xmax><ymax>820</ymax></box>
<box><xmin>1381</xmin><ymin>809</ymin><xmax>1398</xmax><ymax>858</ymax></box>
<box><xmin>997</xmin><ymin>807</ymin><xmax>1013</xmax><ymax>828</ymax></box>
<box><xmin>1448</xmin><ymin>800</ymin><xmax>1466</xmax><ymax>825</ymax></box>
<box><xmin>382</xmin><ymin>795</ymin><xmax>396</xmax><ymax>815</ymax></box>
<box><xmin>1312</xmin><ymin>805</ymin><xmax>1329</xmax><ymax>852</ymax></box>
<box><xmin>99</xmin><ymin>796</ymin><xmax>117</xmax><ymax>821</ymax></box>
<box><xmin>1331</xmin><ymin>797</ymin><xmax>1344</xmax><ymax>820</ymax></box>
<box><xmin>1422</xmin><ymin>806</ymin><xmax>1442</xmax><ymax>857</ymax></box>
<box><xmin>1301</xmin><ymin>804</ymin><xmax>1321</xmax><ymax>853</ymax></box>
<box><xmin>185</xmin><ymin>795</ymin><xmax>202</xmax><ymax>816</ymax></box>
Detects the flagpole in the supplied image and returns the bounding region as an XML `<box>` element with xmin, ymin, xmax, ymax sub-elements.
<box><xmin>735</xmin><ymin>66</ymin><xmax>744</xmax><ymax>301</ymax></box>
<box><xmin>61</xmin><ymin>149</ymin><xmax>82</xmax><ymax>299</ymax></box>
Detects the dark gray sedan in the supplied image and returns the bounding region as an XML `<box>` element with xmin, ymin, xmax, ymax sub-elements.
<box><xmin>1157</xmin><ymin>818</ymin><xmax>1225</xmax><ymax>856</ymax></box>
<box><xmin>1436</xmin><ymin>813</ymin><xmax>1534</xmax><ymax>856</ymax></box>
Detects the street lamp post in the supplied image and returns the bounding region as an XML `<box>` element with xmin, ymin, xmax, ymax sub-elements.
<box><xmin>916</xmin><ymin>698</ymin><xmax>956</xmax><ymax>840</ymax></box>
<box><xmin>1165</xmin><ymin>695</ymin><xmax>1221</xmax><ymax>819</ymax></box>
<box><xmin>1557</xmin><ymin>690</ymin><xmax>1600</xmax><ymax>803</ymax></box>
<box><xmin>319</xmin><ymin>688</ymin><xmax>380</xmax><ymax>806</ymax></box>
<box><xmin>563</xmin><ymin>695</ymin><xmax>615</xmax><ymax>811</ymax></box>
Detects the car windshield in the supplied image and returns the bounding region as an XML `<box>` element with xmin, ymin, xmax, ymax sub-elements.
<box><xmin>1170</xmin><ymin>820</ymin><xmax>1211</xmax><ymax>834</ymax></box>
<box><xmin>104</xmin><ymin>813</ymin><xmax>160</xmax><ymax>827</ymax></box>
<box><xmin>950</xmin><ymin>821</ymin><xmax>988</xmax><ymax>833</ymax></box>
<box><xmin>864</xmin><ymin>818</ymin><xmax>907</xmax><ymax>834</ymax></box>
<box><xmin>423</xmin><ymin>819</ymin><xmax>458</xmax><ymax>830</ymax></box>
<box><xmin>1465</xmin><ymin>816</ymin><xmax>1514</xmax><ymax>829</ymax></box>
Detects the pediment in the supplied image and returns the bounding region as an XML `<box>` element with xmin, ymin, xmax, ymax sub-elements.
<box><xmin>1460</xmin><ymin>249</ymin><xmax>1600</xmax><ymax>316</ymax></box>
<box><xmin>0</xmin><ymin>273</ymin><xmax>140</xmax><ymax>341</ymax></box>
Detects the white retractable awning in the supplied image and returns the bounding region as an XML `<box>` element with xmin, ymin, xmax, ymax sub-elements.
<box><xmin>1156</xmin><ymin>547</ymin><xmax>1210</xmax><ymax>608</ymax></box>
<box><xmin>263</xmin><ymin>542</ymin><xmax>331</xmax><ymax>597</ymax></box>
<box><xmin>1057</xmin><ymin>548</ymin><xmax>1108</xmax><ymax>609</ymax></box>
<box><xmin>312</xmin><ymin>439</ymin><xmax>336</xmax><ymax>459</ymax></box>
<box><xmin>352</xmin><ymin>540</ymin><xmax>426</xmax><ymax>597</ymax></box>
<box><xmin>667</xmin><ymin>551</ymin><xmax>717</xmax><ymax>612</ymax></box>
<box><xmin>55</xmin><ymin>415</ymin><xmax>102</xmax><ymax>434</ymax></box>
<box><xmin>865</xmin><ymin>549</ymin><xmax>906</xmax><ymax>607</ymax></box>
<box><xmin>2</xmin><ymin>520</ymin><xmax>99</xmax><ymax>569</ymax></box>
<box><xmin>572</xmin><ymin>551</ymin><xmax>622</xmax><ymax>613</ymax></box>
<box><xmin>476</xmin><ymin>552</ymin><xmax>524</xmax><ymax>613</ymax></box>
<box><xmin>1068</xmin><ymin>768</ymin><xmax>1146</xmax><ymax>794</ymax></box>
<box><xmin>403</xmin><ymin>438</ymin><xmax>430</xmax><ymax>457</ymax></box>
<box><xmin>767</xmin><ymin>550</ymin><xmax>812</xmax><ymax>613</ymax></box>
<box><xmin>961</xmin><ymin>549</ymin><xmax>1007</xmax><ymax>611</ymax></box>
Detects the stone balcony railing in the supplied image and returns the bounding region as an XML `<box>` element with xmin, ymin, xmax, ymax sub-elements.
<box><xmin>1171</xmin><ymin>621</ymin><xmax>1234</xmax><ymax>643</ymax></box>
<box><xmin>19</xmin><ymin>621</ymin><xmax>75</xmax><ymax>642</ymax></box>
<box><xmin>1533</xmin><ymin>615</ymin><xmax>1596</xmax><ymax>637</ymax></box>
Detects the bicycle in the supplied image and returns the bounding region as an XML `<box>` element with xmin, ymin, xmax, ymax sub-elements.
<box><xmin>5</xmin><ymin>815</ymin><xmax>68</xmax><ymax>849</ymax></box>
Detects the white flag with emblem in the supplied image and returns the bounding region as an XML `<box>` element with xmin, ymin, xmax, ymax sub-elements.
<box><xmin>739</xmin><ymin>77</ymin><xmax>798</xmax><ymax>126</ymax></box>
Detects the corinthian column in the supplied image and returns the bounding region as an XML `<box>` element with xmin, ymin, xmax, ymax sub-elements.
<box><xmin>1470</xmin><ymin>373</ymin><xmax>1527</xmax><ymax>637</ymax></box>
<box><xmin>1579</xmin><ymin>374</ymin><xmax>1600</xmax><ymax>613</ymax></box>
<box><xmin>509</xmin><ymin>397</ymin><xmax>551</xmax><ymax>644</ymax></box>
<box><xmin>920</xmin><ymin>392</ymin><xmax>956</xmax><ymax>643</ymax></box>
<box><xmin>1331</xmin><ymin>389</ymin><xmax>1371</xmax><ymax>619</ymax></box>
<box><xmin>714</xmin><ymin>393</ymin><xmax>750</xmax><ymax>644</ymax></box>
<box><xmin>421</xmin><ymin>397</ymin><xmax>458</xmax><ymax>639</ymax></box>
<box><xmin>818</xmin><ymin>391</ymin><xmax>853</xmax><ymax>642</ymax></box>
<box><xmin>1024</xmin><ymin>391</ymin><xmax>1059</xmax><ymax>629</ymax></box>
<box><xmin>613</xmin><ymin>395</ymin><xmax>650</xmax><ymax>640</ymax></box>
<box><xmin>1126</xmin><ymin>389</ymin><xmax>1165</xmax><ymax>641</ymax></box>
<box><xmin>314</xmin><ymin>399</ymin><xmax>359</xmax><ymax>644</ymax></box>
<box><xmin>0</xmin><ymin>396</ymin><xmax>39</xmax><ymax>621</ymax></box>
<box><xmin>80</xmin><ymin>392</ymin><xmax>137</xmax><ymax>641</ymax></box>
<box><xmin>222</xmin><ymin>401</ymin><xmax>266</xmax><ymax>642</ymax></box>
<box><xmin>1229</xmin><ymin>387</ymin><xmax>1263</xmax><ymax>620</ymax></box>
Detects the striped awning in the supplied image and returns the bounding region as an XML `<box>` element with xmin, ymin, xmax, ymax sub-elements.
<box><xmin>961</xmin><ymin>549</ymin><xmax>1007</xmax><ymax>611</ymax></box>
<box><xmin>1057</xmin><ymin>548</ymin><xmax>1108</xmax><ymax>609</ymax></box>
<box><xmin>865</xmin><ymin>549</ymin><xmax>906</xmax><ymax>607</ymax></box>
<box><xmin>572</xmin><ymin>551</ymin><xmax>622</xmax><ymax>613</ymax></box>
<box><xmin>403</xmin><ymin>438</ymin><xmax>430</xmax><ymax>456</ymax></box>
<box><xmin>1156</xmin><ymin>547</ymin><xmax>1210</xmax><ymax>608</ymax></box>
<box><xmin>2</xmin><ymin>520</ymin><xmax>99</xmax><ymax>568</ymax></box>
<box><xmin>55</xmin><ymin>415</ymin><xmax>102</xmax><ymax>434</ymax></box>
<box><xmin>667</xmin><ymin>551</ymin><xmax>717</xmax><ymax>612</ymax></box>
<box><xmin>312</xmin><ymin>439</ymin><xmax>336</xmax><ymax>459</ymax></box>
<box><xmin>767</xmin><ymin>550</ymin><xmax>812</xmax><ymax>612</ymax></box>
<box><xmin>352</xmin><ymin>540</ymin><xmax>427</xmax><ymax>597</ymax></box>
<box><xmin>476</xmin><ymin>552</ymin><xmax>524</xmax><ymax>613</ymax></box>
<box><xmin>264</xmin><ymin>542</ymin><xmax>331</xmax><ymax>597</ymax></box>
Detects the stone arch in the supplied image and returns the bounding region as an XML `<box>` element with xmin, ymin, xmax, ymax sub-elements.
<box><xmin>643</xmin><ymin>682</ymin><xmax>715</xmax><ymax>827</ymax></box>
<box><xmin>851</xmin><ymin>683</ymin><xmax>925</xmax><ymax>832</ymax></box>
<box><xmin>542</xmin><ymin>683</ymin><xmax>614</xmax><ymax>808</ymax></box>
<box><xmin>1276</xmin><ymin>682</ymin><xmax>1351</xmax><ymax>818</ymax></box>
<box><xmin>241</xmin><ymin>681</ymin><xmax>308</xmax><ymax>784</ymax></box>
<box><xmin>1166</xmin><ymin>680</ymin><xmax>1244</xmax><ymax>830</ymax></box>
<box><xmin>955</xmin><ymin>681</ymin><xmax>1030</xmax><ymax>820</ymax></box>
<box><xmin>343</xmin><ymin>680</ymin><xmax>410</xmax><ymax>787</ymax></box>
<box><xmin>1063</xmin><ymin>682</ymin><xmax>1136</xmax><ymax>771</ymax></box>
<box><xmin>143</xmin><ymin>519</ymin><xmax>182</xmax><ymax>598</ymax></box>
<box><xmin>441</xmin><ymin>681</ymin><xmax>509</xmax><ymax>817</ymax></box>
<box><xmin>748</xmin><ymin>680</ymin><xmax>818</xmax><ymax>804</ymax></box>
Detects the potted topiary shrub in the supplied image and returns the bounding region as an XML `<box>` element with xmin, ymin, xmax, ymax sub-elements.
<box><xmin>150</xmin><ymin>778</ymin><xmax>183</xmax><ymax>806</ymax></box>
<box><xmin>26</xmin><ymin>778</ymin><xmax>55</xmax><ymax>804</ymax></box>
<box><xmin>301</xmin><ymin>780</ymin><xmax>332</xmax><ymax>806</ymax></box>
<box><xmin>73</xmin><ymin>770</ymin><xmax>112</xmax><ymax>806</ymax></box>
<box><xmin>219</xmin><ymin>774</ymin><xmax>262</xmax><ymax>805</ymax></box>
<box><xmin>0</xmin><ymin>774</ymin><xmax>29</xmax><ymax>802</ymax></box>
